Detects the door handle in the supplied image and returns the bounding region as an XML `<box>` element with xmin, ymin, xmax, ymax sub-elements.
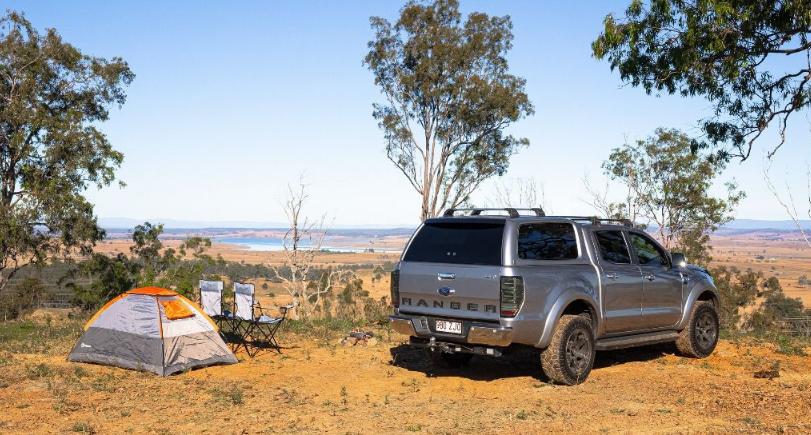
<box><xmin>437</xmin><ymin>273</ymin><xmax>456</xmax><ymax>281</ymax></box>
<box><xmin>644</xmin><ymin>274</ymin><xmax>655</xmax><ymax>281</ymax></box>
<box><xmin>605</xmin><ymin>273</ymin><xmax>618</xmax><ymax>280</ymax></box>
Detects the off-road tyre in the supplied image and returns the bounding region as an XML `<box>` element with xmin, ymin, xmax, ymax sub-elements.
<box><xmin>676</xmin><ymin>301</ymin><xmax>719</xmax><ymax>358</ymax></box>
<box><xmin>540</xmin><ymin>314</ymin><xmax>595</xmax><ymax>385</ymax></box>
<box><xmin>427</xmin><ymin>350</ymin><xmax>473</xmax><ymax>369</ymax></box>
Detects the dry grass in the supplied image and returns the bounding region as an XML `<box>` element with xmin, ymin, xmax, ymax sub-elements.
<box><xmin>0</xmin><ymin>315</ymin><xmax>809</xmax><ymax>434</ymax></box>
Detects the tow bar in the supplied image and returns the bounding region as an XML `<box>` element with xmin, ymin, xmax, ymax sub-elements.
<box><xmin>413</xmin><ymin>336</ymin><xmax>503</xmax><ymax>357</ymax></box>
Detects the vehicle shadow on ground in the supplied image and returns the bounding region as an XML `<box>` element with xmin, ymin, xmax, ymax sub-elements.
<box><xmin>389</xmin><ymin>344</ymin><xmax>540</xmax><ymax>380</ymax></box>
<box><xmin>389</xmin><ymin>343</ymin><xmax>677</xmax><ymax>381</ymax></box>
<box><xmin>593</xmin><ymin>342</ymin><xmax>678</xmax><ymax>369</ymax></box>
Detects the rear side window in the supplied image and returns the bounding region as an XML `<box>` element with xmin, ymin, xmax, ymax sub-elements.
<box><xmin>594</xmin><ymin>230</ymin><xmax>631</xmax><ymax>264</ymax></box>
<box><xmin>403</xmin><ymin>222</ymin><xmax>504</xmax><ymax>265</ymax></box>
<box><xmin>517</xmin><ymin>223</ymin><xmax>578</xmax><ymax>260</ymax></box>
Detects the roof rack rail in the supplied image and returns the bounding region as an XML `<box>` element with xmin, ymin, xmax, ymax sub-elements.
<box><xmin>442</xmin><ymin>207</ymin><xmax>546</xmax><ymax>218</ymax></box>
<box><xmin>546</xmin><ymin>216</ymin><xmax>634</xmax><ymax>227</ymax></box>
<box><xmin>439</xmin><ymin>209</ymin><xmax>633</xmax><ymax>226</ymax></box>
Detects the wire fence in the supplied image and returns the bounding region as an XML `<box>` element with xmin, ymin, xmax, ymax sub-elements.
<box><xmin>777</xmin><ymin>317</ymin><xmax>811</xmax><ymax>337</ymax></box>
<box><xmin>38</xmin><ymin>292</ymin><xmax>74</xmax><ymax>309</ymax></box>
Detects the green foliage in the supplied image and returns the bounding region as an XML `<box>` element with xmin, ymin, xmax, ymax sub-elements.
<box><xmin>69</xmin><ymin>222</ymin><xmax>215</xmax><ymax>307</ymax></box>
<box><xmin>0</xmin><ymin>11</ymin><xmax>133</xmax><ymax>294</ymax></box>
<box><xmin>69</xmin><ymin>253</ymin><xmax>138</xmax><ymax>309</ymax></box>
<box><xmin>711</xmin><ymin>266</ymin><xmax>810</xmax><ymax>341</ymax></box>
<box><xmin>129</xmin><ymin>222</ymin><xmax>165</xmax><ymax>284</ymax></box>
<box><xmin>774</xmin><ymin>334</ymin><xmax>807</xmax><ymax>356</ymax></box>
<box><xmin>0</xmin><ymin>277</ymin><xmax>45</xmax><ymax>320</ymax></box>
<box><xmin>593</xmin><ymin>0</ymin><xmax>811</xmax><ymax>160</ymax></box>
<box><xmin>70</xmin><ymin>421</ymin><xmax>96</xmax><ymax>434</ymax></box>
<box><xmin>603</xmin><ymin>129</ymin><xmax>744</xmax><ymax>265</ymax></box>
<box><xmin>365</xmin><ymin>0</ymin><xmax>534</xmax><ymax>220</ymax></box>
<box><xmin>154</xmin><ymin>237</ymin><xmax>216</xmax><ymax>297</ymax></box>
<box><xmin>747</xmin><ymin>283</ymin><xmax>808</xmax><ymax>334</ymax></box>
<box><xmin>363</xmin><ymin>296</ymin><xmax>392</xmax><ymax>325</ymax></box>
<box><xmin>26</xmin><ymin>362</ymin><xmax>54</xmax><ymax>379</ymax></box>
<box><xmin>0</xmin><ymin>317</ymin><xmax>84</xmax><ymax>355</ymax></box>
<box><xmin>67</xmin><ymin>221</ymin><xmax>390</xmax><ymax>312</ymax></box>
<box><xmin>711</xmin><ymin>266</ymin><xmax>763</xmax><ymax>329</ymax></box>
<box><xmin>208</xmin><ymin>383</ymin><xmax>244</xmax><ymax>406</ymax></box>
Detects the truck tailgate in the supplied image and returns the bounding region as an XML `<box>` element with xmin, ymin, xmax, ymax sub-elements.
<box><xmin>398</xmin><ymin>262</ymin><xmax>501</xmax><ymax>321</ymax></box>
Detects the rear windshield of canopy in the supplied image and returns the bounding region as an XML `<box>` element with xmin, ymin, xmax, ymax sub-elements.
<box><xmin>403</xmin><ymin>221</ymin><xmax>504</xmax><ymax>265</ymax></box>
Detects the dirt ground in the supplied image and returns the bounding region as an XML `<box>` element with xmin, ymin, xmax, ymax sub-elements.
<box><xmin>0</xmin><ymin>315</ymin><xmax>809</xmax><ymax>434</ymax></box>
<box><xmin>2</xmin><ymin>232</ymin><xmax>810</xmax><ymax>434</ymax></box>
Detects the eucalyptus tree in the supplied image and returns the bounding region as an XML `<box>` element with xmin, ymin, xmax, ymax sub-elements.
<box><xmin>593</xmin><ymin>0</ymin><xmax>811</xmax><ymax>161</ymax></box>
<box><xmin>365</xmin><ymin>0</ymin><xmax>533</xmax><ymax>220</ymax></box>
<box><xmin>0</xmin><ymin>11</ymin><xmax>134</xmax><ymax>294</ymax></box>
<box><xmin>603</xmin><ymin>129</ymin><xmax>745</xmax><ymax>265</ymax></box>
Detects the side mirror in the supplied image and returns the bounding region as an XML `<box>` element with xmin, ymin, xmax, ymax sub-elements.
<box><xmin>671</xmin><ymin>252</ymin><xmax>687</xmax><ymax>269</ymax></box>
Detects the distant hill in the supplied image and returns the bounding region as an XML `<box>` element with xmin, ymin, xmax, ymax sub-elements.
<box><xmin>100</xmin><ymin>216</ymin><xmax>810</xmax><ymax>233</ymax></box>
<box><xmin>99</xmin><ymin>217</ymin><xmax>416</xmax><ymax>231</ymax></box>
<box><xmin>722</xmin><ymin>219</ymin><xmax>811</xmax><ymax>231</ymax></box>
<box><xmin>99</xmin><ymin>217</ymin><xmax>289</xmax><ymax>229</ymax></box>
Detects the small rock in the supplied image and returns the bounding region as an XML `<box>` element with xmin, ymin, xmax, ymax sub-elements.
<box><xmin>367</xmin><ymin>337</ymin><xmax>378</xmax><ymax>346</ymax></box>
<box><xmin>754</xmin><ymin>368</ymin><xmax>780</xmax><ymax>380</ymax></box>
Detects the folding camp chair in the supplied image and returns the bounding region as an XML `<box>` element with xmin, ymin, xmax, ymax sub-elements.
<box><xmin>233</xmin><ymin>282</ymin><xmax>292</xmax><ymax>356</ymax></box>
<box><xmin>199</xmin><ymin>280</ymin><xmax>239</xmax><ymax>341</ymax></box>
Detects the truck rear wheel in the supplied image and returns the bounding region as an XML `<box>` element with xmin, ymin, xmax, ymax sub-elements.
<box><xmin>540</xmin><ymin>314</ymin><xmax>595</xmax><ymax>385</ymax></box>
<box><xmin>676</xmin><ymin>301</ymin><xmax>719</xmax><ymax>358</ymax></box>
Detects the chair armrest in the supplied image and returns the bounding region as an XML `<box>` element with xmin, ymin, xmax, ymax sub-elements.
<box><xmin>253</xmin><ymin>301</ymin><xmax>267</xmax><ymax>317</ymax></box>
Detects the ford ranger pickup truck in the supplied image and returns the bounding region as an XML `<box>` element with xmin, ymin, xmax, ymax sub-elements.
<box><xmin>389</xmin><ymin>208</ymin><xmax>720</xmax><ymax>385</ymax></box>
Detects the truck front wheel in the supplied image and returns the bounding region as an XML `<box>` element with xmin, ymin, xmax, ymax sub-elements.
<box><xmin>540</xmin><ymin>314</ymin><xmax>595</xmax><ymax>385</ymax></box>
<box><xmin>676</xmin><ymin>301</ymin><xmax>719</xmax><ymax>358</ymax></box>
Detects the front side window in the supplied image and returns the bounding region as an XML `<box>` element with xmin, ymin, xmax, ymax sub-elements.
<box><xmin>594</xmin><ymin>230</ymin><xmax>631</xmax><ymax>264</ymax></box>
<box><xmin>517</xmin><ymin>223</ymin><xmax>578</xmax><ymax>260</ymax></box>
<box><xmin>628</xmin><ymin>232</ymin><xmax>669</xmax><ymax>267</ymax></box>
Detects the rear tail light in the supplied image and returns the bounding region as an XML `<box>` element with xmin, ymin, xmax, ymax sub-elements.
<box><xmin>390</xmin><ymin>270</ymin><xmax>400</xmax><ymax>308</ymax></box>
<box><xmin>500</xmin><ymin>276</ymin><xmax>524</xmax><ymax>317</ymax></box>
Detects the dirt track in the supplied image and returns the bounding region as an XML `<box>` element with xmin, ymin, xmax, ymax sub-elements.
<box><xmin>1</xmin><ymin>324</ymin><xmax>810</xmax><ymax>434</ymax></box>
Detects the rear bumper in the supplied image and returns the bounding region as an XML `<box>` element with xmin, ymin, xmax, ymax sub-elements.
<box><xmin>389</xmin><ymin>314</ymin><xmax>513</xmax><ymax>347</ymax></box>
<box><xmin>390</xmin><ymin>316</ymin><xmax>417</xmax><ymax>336</ymax></box>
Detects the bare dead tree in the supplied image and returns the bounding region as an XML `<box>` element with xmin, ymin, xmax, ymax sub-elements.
<box><xmin>582</xmin><ymin>172</ymin><xmax>642</xmax><ymax>224</ymax></box>
<box><xmin>763</xmin><ymin>159</ymin><xmax>811</xmax><ymax>249</ymax></box>
<box><xmin>270</xmin><ymin>178</ymin><xmax>354</xmax><ymax>319</ymax></box>
<box><xmin>486</xmin><ymin>177</ymin><xmax>549</xmax><ymax>213</ymax></box>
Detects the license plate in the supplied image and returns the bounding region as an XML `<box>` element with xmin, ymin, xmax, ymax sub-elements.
<box><xmin>435</xmin><ymin>320</ymin><xmax>463</xmax><ymax>334</ymax></box>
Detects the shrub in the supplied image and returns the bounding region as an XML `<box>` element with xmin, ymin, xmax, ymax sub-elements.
<box><xmin>26</xmin><ymin>363</ymin><xmax>54</xmax><ymax>379</ymax></box>
<box><xmin>210</xmin><ymin>384</ymin><xmax>244</xmax><ymax>406</ymax></box>
<box><xmin>70</xmin><ymin>422</ymin><xmax>96</xmax><ymax>434</ymax></box>
<box><xmin>710</xmin><ymin>266</ymin><xmax>759</xmax><ymax>329</ymax></box>
<box><xmin>0</xmin><ymin>277</ymin><xmax>46</xmax><ymax>321</ymax></box>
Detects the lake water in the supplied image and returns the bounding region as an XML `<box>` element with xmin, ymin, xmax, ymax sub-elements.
<box><xmin>215</xmin><ymin>237</ymin><xmax>395</xmax><ymax>253</ymax></box>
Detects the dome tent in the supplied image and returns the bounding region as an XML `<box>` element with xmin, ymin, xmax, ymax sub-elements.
<box><xmin>68</xmin><ymin>287</ymin><xmax>237</xmax><ymax>376</ymax></box>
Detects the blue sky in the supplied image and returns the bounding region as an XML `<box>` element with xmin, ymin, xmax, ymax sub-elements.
<box><xmin>6</xmin><ymin>1</ymin><xmax>811</xmax><ymax>227</ymax></box>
